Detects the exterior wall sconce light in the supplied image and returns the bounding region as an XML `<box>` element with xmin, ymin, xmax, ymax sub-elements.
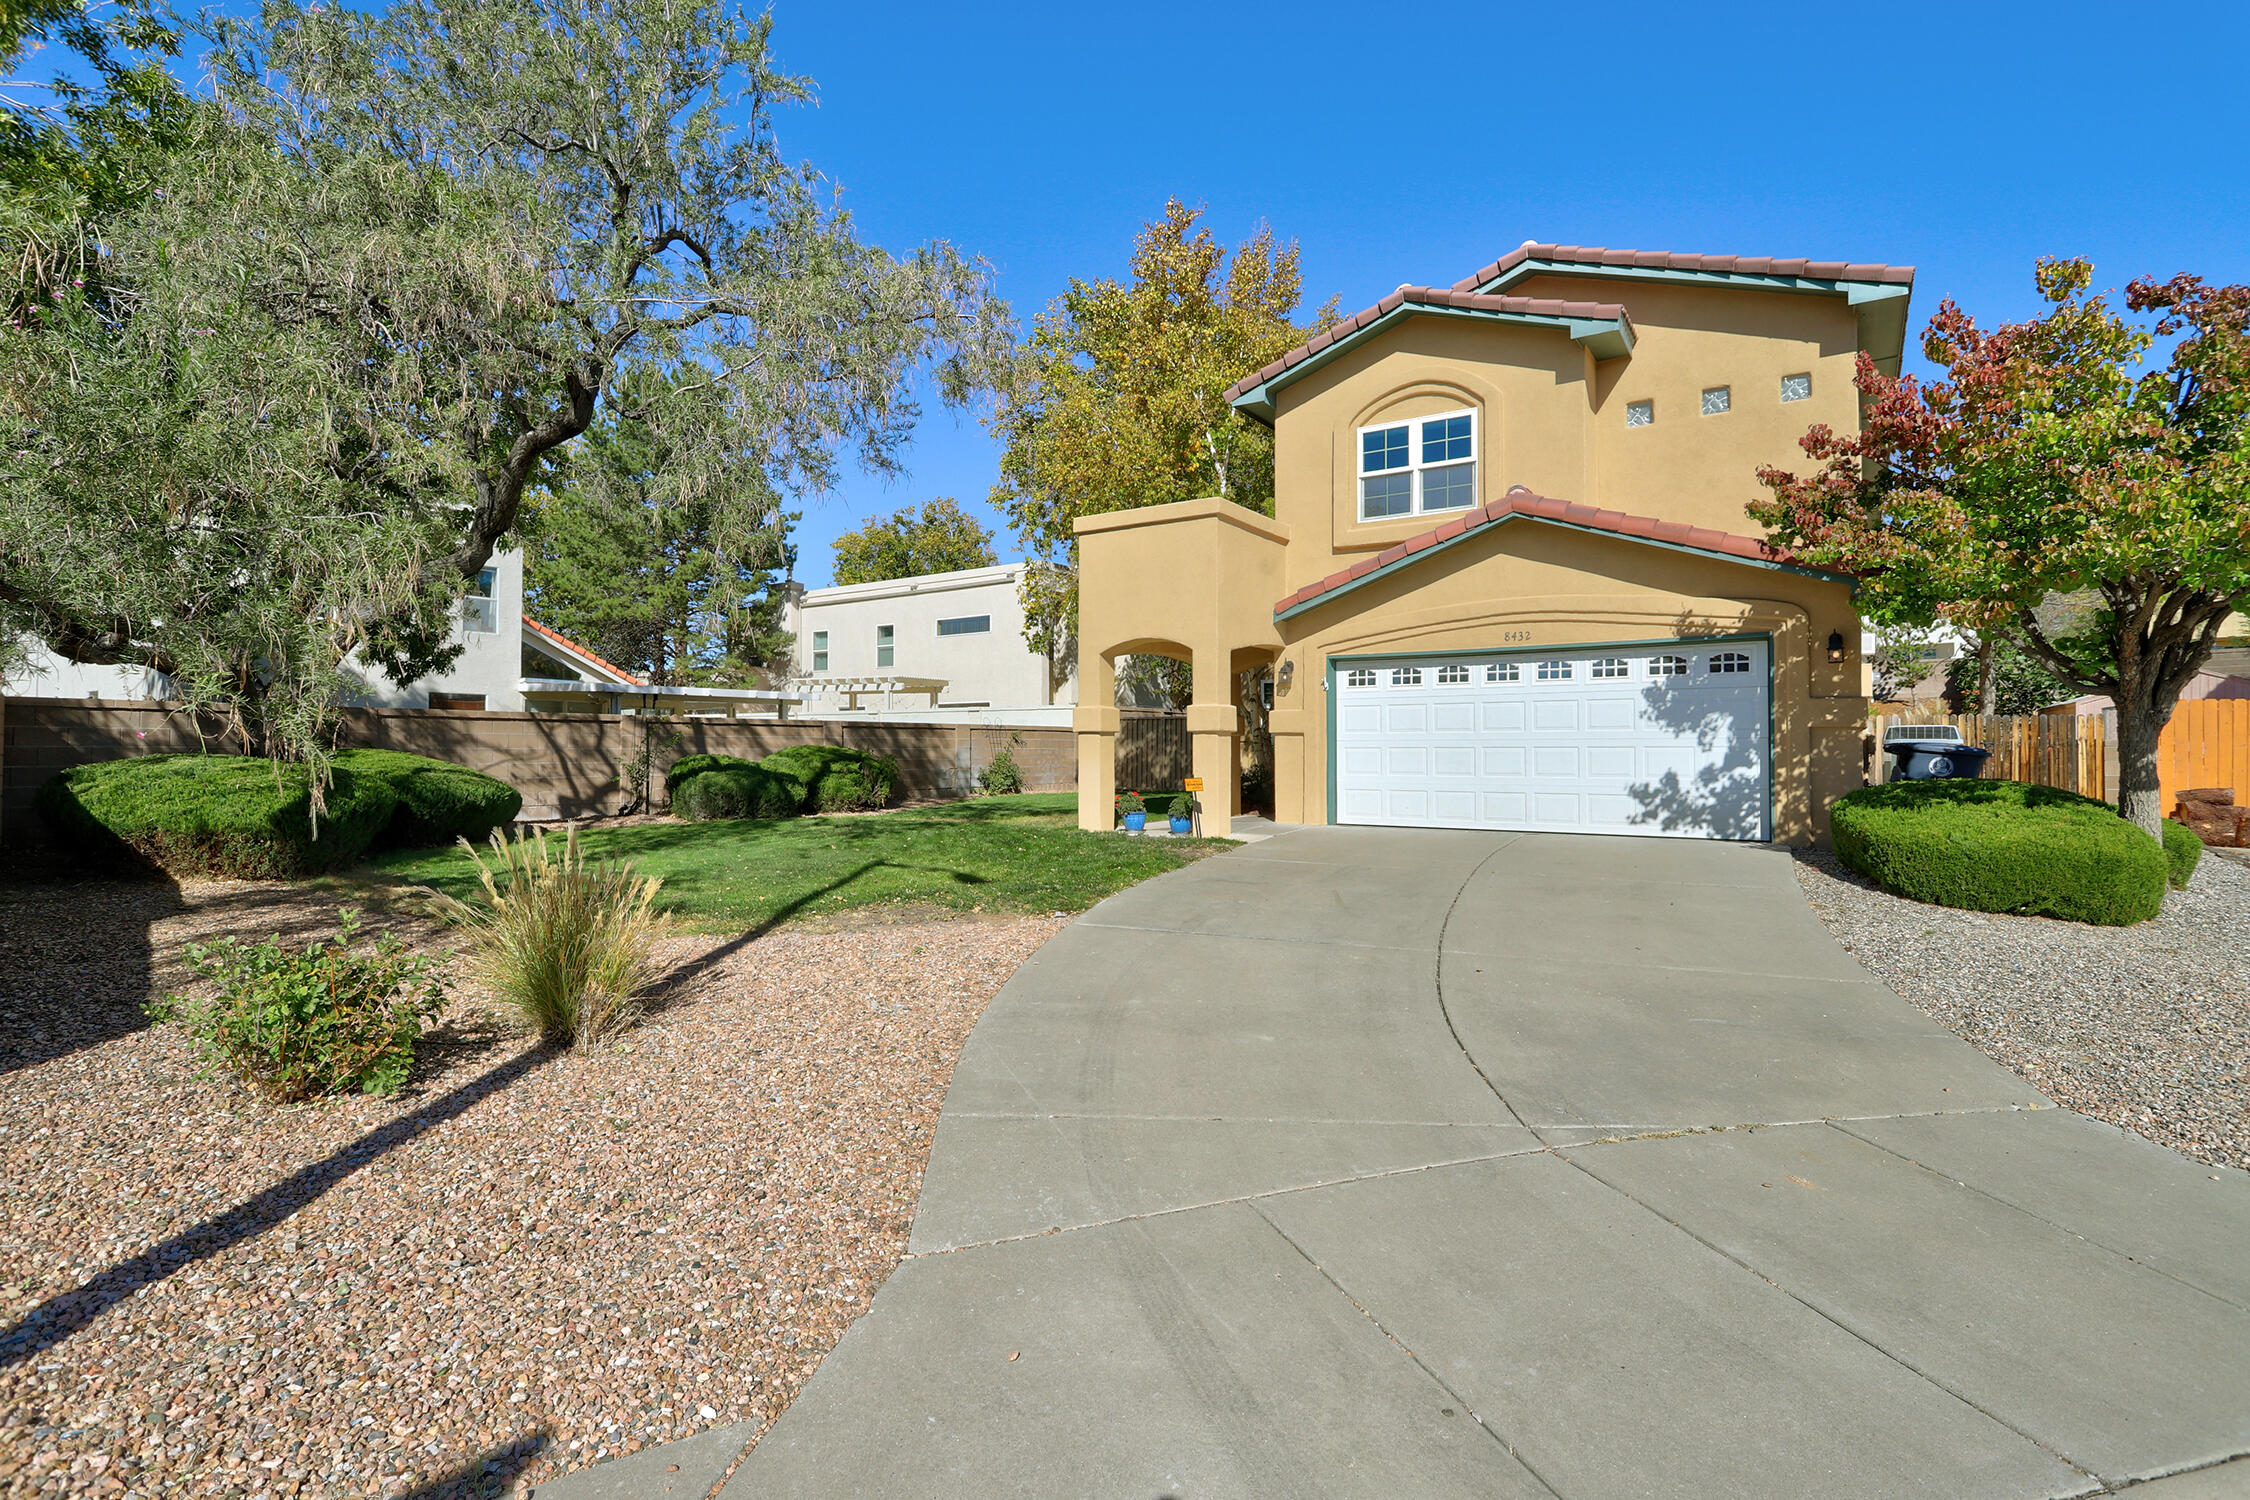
<box><xmin>1278</xmin><ymin>658</ymin><xmax>1295</xmax><ymax>689</ymax></box>
<box><xmin>1827</xmin><ymin>630</ymin><xmax>1847</xmax><ymax>664</ymax></box>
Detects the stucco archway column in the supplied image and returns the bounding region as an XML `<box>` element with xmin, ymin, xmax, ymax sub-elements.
<box><xmin>1189</xmin><ymin>644</ymin><xmax>1238</xmax><ymax>837</ymax></box>
<box><xmin>1074</xmin><ymin>652</ymin><xmax>1118</xmax><ymax>833</ymax></box>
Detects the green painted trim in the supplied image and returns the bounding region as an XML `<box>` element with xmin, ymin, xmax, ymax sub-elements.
<box><xmin>1478</xmin><ymin>259</ymin><xmax>1903</xmax><ymax>301</ymax></box>
<box><xmin>1230</xmin><ymin>302</ymin><xmax>1633</xmax><ymax>423</ymax></box>
<box><xmin>1273</xmin><ymin>512</ymin><xmax>1849</xmax><ymax>624</ymax></box>
<box><xmin>1327</xmin><ymin>630</ymin><xmax>1779</xmax><ymax>841</ymax></box>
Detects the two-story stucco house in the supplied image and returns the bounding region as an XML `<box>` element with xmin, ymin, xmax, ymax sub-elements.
<box><xmin>784</xmin><ymin>563</ymin><xmax>1077</xmax><ymax>718</ymax></box>
<box><xmin>1073</xmin><ymin>243</ymin><xmax>1914</xmax><ymax>840</ymax></box>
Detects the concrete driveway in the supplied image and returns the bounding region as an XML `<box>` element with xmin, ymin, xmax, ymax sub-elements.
<box><xmin>562</xmin><ymin>829</ymin><xmax>2250</xmax><ymax>1499</ymax></box>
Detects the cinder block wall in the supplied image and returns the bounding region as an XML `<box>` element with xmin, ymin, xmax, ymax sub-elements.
<box><xmin>0</xmin><ymin>698</ymin><xmax>1076</xmax><ymax>839</ymax></box>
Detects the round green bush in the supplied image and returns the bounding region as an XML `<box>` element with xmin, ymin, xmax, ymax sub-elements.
<box><xmin>1831</xmin><ymin>779</ymin><xmax>2169</xmax><ymax>927</ymax></box>
<box><xmin>332</xmin><ymin>749</ymin><xmax>522</xmax><ymax>848</ymax></box>
<box><xmin>758</xmin><ymin>745</ymin><xmax>899</xmax><ymax>813</ymax></box>
<box><xmin>663</xmin><ymin>752</ymin><xmax>743</xmax><ymax>795</ymax></box>
<box><xmin>2162</xmin><ymin>818</ymin><xmax>2203</xmax><ymax>890</ymax></box>
<box><xmin>36</xmin><ymin>754</ymin><xmax>397</xmax><ymax>878</ymax></box>
<box><xmin>671</xmin><ymin>760</ymin><xmax>806</xmax><ymax>821</ymax></box>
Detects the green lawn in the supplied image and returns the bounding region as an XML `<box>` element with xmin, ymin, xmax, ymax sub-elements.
<box><xmin>355</xmin><ymin>793</ymin><xmax>1227</xmax><ymax>933</ymax></box>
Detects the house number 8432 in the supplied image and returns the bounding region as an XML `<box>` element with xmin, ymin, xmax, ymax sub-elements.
<box><xmin>1499</xmin><ymin>630</ymin><xmax>1533</xmax><ymax>643</ymax></box>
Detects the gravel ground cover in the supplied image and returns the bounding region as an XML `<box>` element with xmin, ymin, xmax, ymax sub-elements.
<box><xmin>1795</xmin><ymin>847</ymin><xmax>2250</xmax><ymax>1170</ymax></box>
<box><xmin>0</xmin><ymin>876</ymin><xmax>1063</xmax><ymax>1497</ymax></box>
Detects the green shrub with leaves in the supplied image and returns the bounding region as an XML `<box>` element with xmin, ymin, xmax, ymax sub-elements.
<box><xmin>2162</xmin><ymin>819</ymin><xmax>2203</xmax><ymax>890</ymax></box>
<box><xmin>37</xmin><ymin>754</ymin><xmax>395</xmax><ymax>877</ymax></box>
<box><xmin>427</xmin><ymin>826</ymin><xmax>668</xmax><ymax>1047</ymax></box>
<box><xmin>978</xmin><ymin>745</ymin><xmax>1025</xmax><ymax>795</ymax></box>
<box><xmin>671</xmin><ymin>760</ymin><xmax>807</xmax><ymax>820</ymax></box>
<box><xmin>662</xmin><ymin>752</ymin><xmax>741</xmax><ymax>795</ymax></box>
<box><xmin>758</xmin><ymin>744</ymin><xmax>898</xmax><ymax>813</ymax></box>
<box><xmin>333</xmin><ymin>748</ymin><xmax>522</xmax><ymax>848</ymax></box>
<box><xmin>1831</xmin><ymin>779</ymin><xmax>2169</xmax><ymax>926</ymax></box>
<box><xmin>148</xmin><ymin>909</ymin><xmax>448</xmax><ymax>1100</ymax></box>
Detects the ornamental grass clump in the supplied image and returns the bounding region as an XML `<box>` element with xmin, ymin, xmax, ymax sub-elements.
<box><xmin>430</xmin><ymin>826</ymin><xmax>668</xmax><ymax>1047</ymax></box>
<box><xmin>148</xmin><ymin>909</ymin><xmax>448</xmax><ymax>1101</ymax></box>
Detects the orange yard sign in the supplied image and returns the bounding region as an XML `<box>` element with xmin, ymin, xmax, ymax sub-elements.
<box><xmin>1182</xmin><ymin>778</ymin><xmax>1204</xmax><ymax>792</ymax></box>
<box><xmin>2160</xmin><ymin>699</ymin><xmax>2250</xmax><ymax>812</ymax></box>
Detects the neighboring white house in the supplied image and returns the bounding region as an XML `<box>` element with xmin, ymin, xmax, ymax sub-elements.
<box><xmin>8</xmin><ymin>550</ymin><xmax>530</xmax><ymax>710</ymax></box>
<box><xmin>783</xmin><ymin>563</ymin><xmax>1076</xmax><ymax>721</ymax></box>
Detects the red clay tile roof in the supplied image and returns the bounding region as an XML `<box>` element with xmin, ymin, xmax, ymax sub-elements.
<box><xmin>1272</xmin><ymin>487</ymin><xmax>1837</xmax><ymax>618</ymax></box>
<box><xmin>1451</xmin><ymin>242</ymin><xmax>1916</xmax><ymax>295</ymax></box>
<box><xmin>522</xmin><ymin>615</ymin><xmax>646</xmax><ymax>686</ymax></box>
<box><xmin>1221</xmin><ymin>286</ymin><xmax>1631</xmax><ymax>405</ymax></box>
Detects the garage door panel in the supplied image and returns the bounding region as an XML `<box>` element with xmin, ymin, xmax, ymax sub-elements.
<box><xmin>1587</xmin><ymin>793</ymin><xmax>1640</xmax><ymax>826</ymax></box>
<box><xmin>1533</xmin><ymin>700</ymin><xmax>1578</xmax><ymax>731</ymax></box>
<box><xmin>1482</xmin><ymin>746</ymin><xmax>1527</xmax><ymax>777</ymax></box>
<box><xmin>1342</xmin><ymin>705</ymin><xmax>1381</xmax><ymax>733</ymax></box>
<box><xmin>1433</xmin><ymin>746</ymin><xmax>1476</xmax><ymax>777</ymax></box>
<box><xmin>1586</xmin><ymin>746</ymin><xmax>1636</xmax><ymax>779</ymax></box>
<box><xmin>1586</xmin><ymin>698</ymin><xmax>1635</xmax><ymax>731</ymax></box>
<box><xmin>1433</xmin><ymin>702</ymin><xmax>1475</xmax><ymax>731</ymax></box>
<box><xmin>1533</xmin><ymin>746</ymin><xmax>1579</xmax><ymax>778</ymax></box>
<box><xmin>1386</xmin><ymin>705</ymin><xmax>1428</xmax><ymax>733</ymax></box>
<box><xmin>1481</xmin><ymin>702</ymin><xmax>1527</xmax><ymax>732</ymax></box>
<box><xmin>1432</xmin><ymin>790</ymin><xmax>1476</xmax><ymax>822</ymax></box>
<box><xmin>1343</xmin><ymin>746</ymin><xmax>1382</xmax><ymax>776</ymax></box>
<box><xmin>1386</xmin><ymin>790</ymin><xmax>1429</xmax><ymax>820</ymax></box>
<box><xmin>1533</xmin><ymin>793</ymin><xmax>1580</xmax><ymax>823</ymax></box>
<box><xmin>1482</xmin><ymin>792</ymin><xmax>1528</xmax><ymax>821</ymax></box>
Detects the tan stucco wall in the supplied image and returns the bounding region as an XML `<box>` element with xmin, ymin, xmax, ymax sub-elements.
<box><xmin>1263</xmin><ymin>522</ymin><xmax>1866</xmax><ymax>845</ymax></box>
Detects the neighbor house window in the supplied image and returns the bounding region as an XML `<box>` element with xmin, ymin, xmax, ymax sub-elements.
<box><xmin>462</xmin><ymin>568</ymin><xmax>499</xmax><ymax>635</ymax></box>
<box><xmin>1711</xmin><ymin>650</ymin><xmax>1752</xmax><ymax>673</ymax></box>
<box><xmin>1781</xmin><ymin>373</ymin><xmax>1812</xmax><ymax>403</ymax></box>
<box><xmin>876</xmin><ymin>624</ymin><xmax>894</xmax><ymax>668</ymax></box>
<box><xmin>1625</xmin><ymin>399</ymin><xmax>1654</xmax><ymax>428</ymax></box>
<box><xmin>1701</xmin><ymin>386</ymin><xmax>1731</xmax><ymax>416</ymax></box>
<box><xmin>430</xmin><ymin>692</ymin><xmax>486</xmax><ymax>711</ymax></box>
<box><xmin>936</xmin><ymin>615</ymin><xmax>990</xmax><ymax>636</ymax></box>
<box><xmin>811</xmin><ymin>630</ymin><xmax>829</xmax><ymax>672</ymax></box>
<box><xmin>1357</xmin><ymin>409</ymin><xmax>1477</xmax><ymax>520</ymax></box>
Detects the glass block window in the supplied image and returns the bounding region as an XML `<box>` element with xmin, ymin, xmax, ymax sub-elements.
<box><xmin>1346</xmin><ymin>668</ymin><xmax>1377</xmax><ymax>688</ymax></box>
<box><xmin>1590</xmin><ymin>657</ymin><xmax>1629</xmax><ymax>679</ymax></box>
<box><xmin>937</xmin><ymin>615</ymin><xmax>990</xmax><ymax>636</ymax></box>
<box><xmin>1487</xmin><ymin>661</ymin><xmax>1520</xmax><ymax>683</ymax></box>
<box><xmin>1625</xmin><ymin>399</ymin><xmax>1654</xmax><ymax>428</ymax></box>
<box><xmin>1701</xmin><ymin>386</ymin><xmax>1731</xmax><ymax>416</ymax></box>
<box><xmin>1536</xmin><ymin>660</ymin><xmax>1571</xmax><ymax>681</ymax></box>
<box><xmin>1781</xmin><ymin>373</ymin><xmax>1812</xmax><ymax>403</ymax></box>
<box><xmin>811</xmin><ymin>630</ymin><xmax>829</xmax><ymax>672</ymax></box>
<box><xmin>876</xmin><ymin>624</ymin><xmax>894</xmax><ymax>669</ymax></box>
<box><xmin>1649</xmin><ymin>654</ymin><xmax>1688</xmax><ymax>676</ymax></box>
<box><xmin>1711</xmin><ymin>650</ymin><xmax>1752</xmax><ymax>674</ymax></box>
<box><xmin>1357</xmin><ymin>408</ymin><xmax>1477</xmax><ymax>519</ymax></box>
<box><xmin>1437</xmin><ymin>664</ymin><xmax>1470</xmax><ymax>684</ymax></box>
<box><xmin>1391</xmin><ymin>667</ymin><xmax>1422</xmax><ymax>686</ymax></box>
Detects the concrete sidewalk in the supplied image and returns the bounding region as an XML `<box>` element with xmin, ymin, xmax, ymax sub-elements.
<box><xmin>544</xmin><ymin>829</ymin><xmax>2250</xmax><ymax>1499</ymax></box>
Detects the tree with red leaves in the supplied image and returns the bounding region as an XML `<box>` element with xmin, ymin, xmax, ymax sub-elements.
<box><xmin>1754</xmin><ymin>259</ymin><xmax>2250</xmax><ymax>838</ymax></box>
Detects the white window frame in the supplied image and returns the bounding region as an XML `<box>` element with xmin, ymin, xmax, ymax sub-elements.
<box><xmin>1356</xmin><ymin>407</ymin><xmax>1478</xmax><ymax>522</ymax></box>
<box><xmin>1711</xmin><ymin>650</ymin><xmax>1753</xmax><ymax>674</ymax></box>
<box><xmin>876</xmin><ymin>623</ymin><xmax>895</xmax><ymax>669</ymax></box>
<box><xmin>462</xmin><ymin>568</ymin><xmax>499</xmax><ymax>635</ymax></box>
<box><xmin>811</xmin><ymin>629</ymin><xmax>829</xmax><ymax>672</ymax></box>
<box><xmin>1345</xmin><ymin>668</ymin><xmax>1377</xmax><ymax>688</ymax></box>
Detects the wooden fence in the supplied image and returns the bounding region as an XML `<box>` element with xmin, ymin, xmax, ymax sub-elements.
<box><xmin>1870</xmin><ymin>710</ymin><xmax>2108</xmax><ymax>800</ymax></box>
<box><xmin>2157</xmin><ymin>699</ymin><xmax>2250</xmax><ymax>810</ymax></box>
<box><xmin>1116</xmin><ymin>710</ymin><xmax>1189</xmax><ymax>790</ymax></box>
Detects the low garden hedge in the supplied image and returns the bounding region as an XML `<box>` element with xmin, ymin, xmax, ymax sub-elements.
<box><xmin>671</xmin><ymin>759</ymin><xmax>807</xmax><ymax>821</ymax></box>
<box><xmin>2162</xmin><ymin>818</ymin><xmax>2202</xmax><ymax>890</ymax></box>
<box><xmin>37</xmin><ymin>754</ymin><xmax>397</xmax><ymax>878</ymax></box>
<box><xmin>1830</xmin><ymin>779</ymin><xmax>2170</xmax><ymax>926</ymax></box>
<box><xmin>663</xmin><ymin>753</ymin><xmax>740</xmax><ymax>796</ymax></box>
<box><xmin>758</xmin><ymin>745</ymin><xmax>899</xmax><ymax>813</ymax></box>
<box><xmin>332</xmin><ymin>748</ymin><xmax>521</xmax><ymax>848</ymax></box>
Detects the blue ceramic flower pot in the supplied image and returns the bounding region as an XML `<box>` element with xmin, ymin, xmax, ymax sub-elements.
<box><xmin>1122</xmin><ymin>810</ymin><xmax>1147</xmax><ymax>832</ymax></box>
<box><xmin>1169</xmin><ymin>815</ymin><xmax>1192</xmax><ymax>835</ymax></box>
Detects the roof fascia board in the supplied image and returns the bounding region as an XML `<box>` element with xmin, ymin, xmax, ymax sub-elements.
<box><xmin>1229</xmin><ymin>303</ymin><xmax>1632</xmax><ymax>423</ymax></box>
<box><xmin>1273</xmin><ymin>512</ymin><xmax>1849</xmax><ymax>623</ymax></box>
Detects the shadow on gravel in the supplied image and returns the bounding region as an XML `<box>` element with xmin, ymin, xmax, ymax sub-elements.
<box><xmin>0</xmin><ymin>872</ymin><xmax>183</xmax><ymax>1076</ymax></box>
<box><xmin>397</xmin><ymin>1426</ymin><xmax>552</xmax><ymax>1500</ymax></box>
<box><xmin>0</xmin><ymin>1040</ymin><xmax>559</xmax><ymax>1368</ymax></box>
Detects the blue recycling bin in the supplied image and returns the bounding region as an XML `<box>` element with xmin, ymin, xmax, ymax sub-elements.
<box><xmin>1891</xmin><ymin>741</ymin><xmax>1992</xmax><ymax>780</ymax></box>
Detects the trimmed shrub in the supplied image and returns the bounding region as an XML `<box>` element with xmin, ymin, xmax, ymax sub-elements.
<box><xmin>148</xmin><ymin>909</ymin><xmax>448</xmax><ymax>1100</ymax></box>
<box><xmin>427</xmin><ymin>827</ymin><xmax>667</xmax><ymax>1048</ymax></box>
<box><xmin>978</xmin><ymin>746</ymin><xmax>1025</xmax><ymax>795</ymax></box>
<box><xmin>672</xmin><ymin>760</ymin><xmax>807</xmax><ymax>821</ymax></box>
<box><xmin>333</xmin><ymin>748</ymin><xmax>522</xmax><ymax>848</ymax></box>
<box><xmin>2162</xmin><ymin>819</ymin><xmax>2203</xmax><ymax>890</ymax></box>
<box><xmin>759</xmin><ymin>745</ymin><xmax>899</xmax><ymax>813</ymax></box>
<box><xmin>1831</xmin><ymin>779</ymin><xmax>2169</xmax><ymax>927</ymax></box>
<box><xmin>663</xmin><ymin>752</ymin><xmax>742</xmax><ymax>795</ymax></box>
<box><xmin>37</xmin><ymin>754</ymin><xmax>395</xmax><ymax>878</ymax></box>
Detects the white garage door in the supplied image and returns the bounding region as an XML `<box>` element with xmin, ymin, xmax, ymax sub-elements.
<box><xmin>1333</xmin><ymin>642</ymin><xmax>1770</xmax><ymax>840</ymax></box>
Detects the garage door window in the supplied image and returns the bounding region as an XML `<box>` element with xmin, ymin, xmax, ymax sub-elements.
<box><xmin>1346</xmin><ymin>668</ymin><xmax>1377</xmax><ymax>687</ymax></box>
<box><xmin>1536</xmin><ymin>660</ymin><xmax>1571</xmax><ymax>680</ymax></box>
<box><xmin>1650</xmin><ymin>654</ymin><xmax>1688</xmax><ymax>676</ymax></box>
<box><xmin>1358</xmin><ymin>409</ymin><xmax>1477</xmax><ymax>520</ymax></box>
<box><xmin>1487</xmin><ymin>662</ymin><xmax>1520</xmax><ymax>683</ymax></box>
<box><xmin>1437</xmin><ymin>664</ymin><xmax>1469</xmax><ymax>684</ymax></box>
<box><xmin>1391</xmin><ymin>667</ymin><xmax>1422</xmax><ymax>686</ymax></box>
<box><xmin>1590</xmin><ymin>657</ymin><xmax>1629</xmax><ymax>679</ymax></box>
<box><xmin>1712</xmin><ymin>651</ymin><xmax>1753</xmax><ymax>674</ymax></box>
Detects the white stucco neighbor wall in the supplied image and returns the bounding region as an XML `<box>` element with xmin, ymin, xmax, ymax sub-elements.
<box><xmin>6</xmin><ymin>549</ymin><xmax>529</xmax><ymax>711</ymax></box>
<box><xmin>785</xmin><ymin>564</ymin><xmax>1076</xmax><ymax>712</ymax></box>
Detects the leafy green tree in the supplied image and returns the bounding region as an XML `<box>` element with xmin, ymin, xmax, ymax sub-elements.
<box><xmin>1756</xmin><ymin>259</ymin><xmax>2250</xmax><ymax>836</ymax></box>
<box><xmin>1943</xmin><ymin>634</ymin><xmax>2079</xmax><ymax>714</ymax></box>
<box><xmin>524</xmin><ymin>392</ymin><xmax>796</xmax><ymax>685</ymax></box>
<box><xmin>1</xmin><ymin>0</ymin><xmax>1007</xmax><ymax>768</ymax></box>
<box><xmin>830</xmin><ymin>496</ymin><xmax>997</xmax><ymax>584</ymax></box>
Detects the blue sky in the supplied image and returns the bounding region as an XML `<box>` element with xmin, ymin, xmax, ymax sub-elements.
<box><xmin>766</xmin><ymin>0</ymin><xmax>2250</xmax><ymax>586</ymax></box>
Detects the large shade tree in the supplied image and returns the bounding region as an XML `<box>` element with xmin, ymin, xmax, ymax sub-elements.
<box><xmin>1</xmin><ymin>0</ymin><xmax>1007</xmax><ymax>764</ymax></box>
<box><xmin>1754</xmin><ymin>259</ymin><xmax>2250</xmax><ymax>835</ymax></box>
<box><xmin>830</xmin><ymin>496</ymin><xmax>996</xmax><ymax>585</ymax></box>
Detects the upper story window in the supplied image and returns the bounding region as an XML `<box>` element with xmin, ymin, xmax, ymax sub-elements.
<box><xmin>811</xmin><ymin>629</ymin><xmax>829</xmax><ymax>672</ymax></box>
<box><xmin>1625</xmin><ymin>399</ymin><xmax>1654</xmax><ymax>428</ymax></box>
<box><xmin>937</xmin><ymin>615</ymin><xmax>990</xmax><ymax>636</ymax></box>
<box><xmin>1781</xmin><ymin>373</ymin><xmax>1812</xmax><ymax>403</ymax></box>
<box><xmin>462</xmin><ymin>568</ymin><xmax>499</xmax><ymax>635</ymax></box>
<box><xmin>1358</xmin><ymin>408</ymin><xmax>1477</xmax><ymax>521</ymax></box>
<box><xmin>1701</xmin><ymin>386</ymin><xmax>1732</xmax><ymax>416</ymax></box>
<box><xmin>876</xmin><ymin>624</ymin><xmax>894</xmax><ymax>669</ymax></box>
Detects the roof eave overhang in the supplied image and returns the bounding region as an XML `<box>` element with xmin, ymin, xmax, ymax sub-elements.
<box><xmin>1228</xmin><ymin>304</ymin><xmax>1633</xmax><ymax>425</ymax></box>
<box><xmin>1473</xmin><ymin>258</ymin><xmax>1914</xmax><ymax>374</ymax></box>
<box><xmin>1273</xmin><ymin>512</ymin><xmax>1852</xmax><ymax>624</ymax></box>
